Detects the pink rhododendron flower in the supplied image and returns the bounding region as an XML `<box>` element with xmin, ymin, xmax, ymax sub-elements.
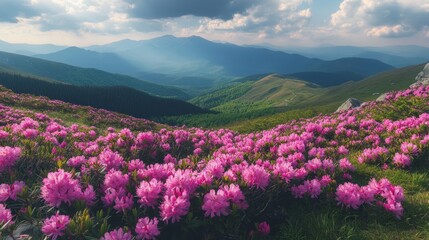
<box><xmin>257</xmin><ymin>222</ymin><xmax>270</xmax><ymax>235</ymax></box>
<box><xmin>160</xmin><ymin>190</ymin><xmax>190</xmax><ymax>223</ymax></box>
<box><xmin>0</xmin><ymin>203</ymin><xmax>13</xmax><ymax>227</ymax></box>
<box><xmin>42</xmin><ymin>213</ymin><xmax>70</xmax><ymax>240</ymax></box>
<box><xmin>0</xmin><ymin>146</ymin><xmax>21</xmax><ymax>173</ymax></box>
<box><xmin>82</xmin><ymin>185</ymin><xmax>96</xmax><ymax>206</ymax></box>
<box><xmin>0</xmin><ymin>184</ymin><xmax>10</xmax><ymax>202</ymax></box>
<box><xmin>339</xmin><ymin>158</ymin><xmax>355</xmax><ymax>172</ymax></box>
<box><xmin>98</xmin><ymin>150</ymin><xmax>124</xmax><ymax>170</ymax></box>
<box><xmin>137</xmin><ymin>179</ymin><xmax>163</xmax><ymax>208</ymax></box>
<box><xmin>393</xmin><ymin>153</ymin><xmax>411</xmax><ymax>167</ymax></box>
<box><xmin>338</xmin><ymin>146</ymin><xmax>349</xmax><ymax>155</ymax></box>
<box><xmin>291</xmin><ymin>184</ymin><xmax>307</xmax><ymax>198</ymax></box>
<box><xmin>135</xmin><ymin>217</ymin><xmax>160</xmax><ymax>239</ymax></box>
<box><xmin>128</xmin><ymin>159</ymin><xmax>145</xmax><ymax>171</ymax></box>
<box><xmin>202</xmin><ymin>189</ymin><xmax>230</xmax><ymax>217</ymax></box>
<box><xmin>101</xmin><ymin>228</ymin><xmax>132</xmax><ymax>240</ymax></box>
<box><xmin>400</xmin><ymin>142</ymin><xmax>418</xmax><ymax>155</ymax></box>
<box><xmin>103</xmin><ymin>170</ymin><xmax>129</xmax><ymax>192</ymax></box>
<box><xmin>242</xmin><ymin>165</ymin><xmax>270</xmax><ymax>190</ymax></box>
<box><xmin>222</xmin><ymin>184</ymin><xmax>248</xmax><ymax>209</ymax></box>
<box><xmin>304</xmin><ymin>179</ymin><xmax>322</xmax><ymax>198</ymax></box>
<box><xmin>336</xmin><ymin>182</ymin><xmax>363</xmax><ymax>209</ymax></box>
<box><xmin>305</xmin><ymin>158</ymin><xmax>323</xmax><ymax>172</ymax></box>
<box><xmin>163</xmin><ymin>154</ymin><xmax>177</xmax><ymax>164</ymax></box>
<box><xmin>9</xmin><ymin>181</ymin><xmax>25</xmax><ymax>200</ymax></box>
<box><xmin>0</xmin><ymin>130</ymin><xmax>9</xmax><ymax>139</ymax></box>
<box><xmin>67</xmin><ymin>156</ymin><xmax>86</xmax><ymax>167</ymax></box>
<box><xmin>41</xmin><ymin>169</ymin><xmax>82</xmax><ymax>207</ymax></box>
<box><xmin>114</xmin><ymin>193</ymin><xmax>134</xmax><ymax>213</ymax></box>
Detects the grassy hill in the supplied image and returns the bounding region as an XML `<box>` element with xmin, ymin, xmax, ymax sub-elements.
<box><xmin>285</xmin><ymin>71</ymin><xmax>365</xmax><ymax>87</ymax></box>
<box><xmin>169</xmin><ymin>63</ymin><xmax>425</xmax><ymax>129</ymax></box>
<box><xmin>227</xmin><ymin>63</ymin><xmax>425</xmax><ymax>132</ymax></box>
<box><xmin>0</xmin><ymin>51</ymin><xmax>190</xmax><ymax>99</ymax></box>
<box><xmin>0</xmin><ymin>72</ymin><xmax>207</xmax><ymax>118</ymax></box>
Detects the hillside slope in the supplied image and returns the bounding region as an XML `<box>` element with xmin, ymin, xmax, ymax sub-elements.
<box><xmin>226</xmin><ymin>63</ymin><xmax>426</xmax><ymax>132</ymax></box>
<box><xmin>0</xmin><ymin>72</ymin><xmax>207</xmax><ymax>118</ymax></box>
<box><xmin>177</xmin><ymin>64</ymin><xmax>424</xmax><ymax>129</ymax></box>
<box><xmin>1</xmin><ymin>77</ymin><xmax>429</xmax><ymax>239</ymax></box>
<box><xmin>0</xmin><ymin>51</ymin><xmax>190</xmax><ymax>99</ymax></box>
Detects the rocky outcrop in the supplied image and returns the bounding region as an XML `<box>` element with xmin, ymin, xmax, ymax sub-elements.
<box><xmin>376</xmin><ymin>93</ymin><xmax>388</xmax><ymax>102</ymax></box>
<box><xmin>335</xmin><ymin>98</ymin><xmax>362</xmax><ymax>113</ymax></box>
<box><xmin>335</xmin><ymin>63</ymin><xmax>428</xmax><ymax>111</ymax></box>
<box><xmin>410</xmin><ymin>63</ymin><xmax>429</xmax><ymax>88</ymax></box>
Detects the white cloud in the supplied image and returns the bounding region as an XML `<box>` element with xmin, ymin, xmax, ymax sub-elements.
<box><xmin>196</xmin><ymin>0</ymin><xmax>312</xmax><ymax>38</ymax></box>
<box><xmin>331</xmin><ymin>0</ymin><xmax>429</xmax><ymax>38</ymax></box>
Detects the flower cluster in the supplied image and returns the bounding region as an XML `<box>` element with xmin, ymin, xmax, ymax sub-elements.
<box><xmin>0</xmin><ymin>84</ymin><xmax>428</xmax><ymax>238</ymax></box>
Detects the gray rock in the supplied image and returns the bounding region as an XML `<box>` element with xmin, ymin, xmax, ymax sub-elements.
<box><xmin>376</xmin><ymin>93</ymin><xmax>388</xmax><ymax>102</ymax></box>
<box><xmin>411</xmin><ymin>63</ymin><xmax>429</xmax><ymax>88</ymax></box>
<box><xmin>335</xmin><ymin>98</ymin><xmax>362</xmax><ymax>113</ymax></box>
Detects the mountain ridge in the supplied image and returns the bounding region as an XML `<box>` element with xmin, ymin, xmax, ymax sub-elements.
<box><xmin>0</xmin><ymin>50</ymin><xmax>190</xmax><ymax>99</ymax></box>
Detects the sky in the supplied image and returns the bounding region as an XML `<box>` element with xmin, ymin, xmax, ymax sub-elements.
<box><xmin>0</xmin><ymin>0</ymin><xmax>428</xmax><ymax>47</ymax></box>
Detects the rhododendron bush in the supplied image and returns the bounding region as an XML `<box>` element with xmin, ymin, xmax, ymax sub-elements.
<box><xmin>1</xmin><ymin>85</ymin><xmax>429</xmax><ymax>239</ymax></box>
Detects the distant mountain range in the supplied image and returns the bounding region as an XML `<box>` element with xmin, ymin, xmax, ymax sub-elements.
<box><xmin>0</xmin><ymin>51</ymin><xmax>190</xmax><ymax>99</ymax></box>
<box><xmin>84</xmin><ymin>35</ymin><xmax>394</xmax><ymax>78</ymax></box>
<box><xmin>35</xmin><ymin>47</ymin><xmax>139</xmax><ymax>75</ymax></box>
<box><xmin>279</xmin><ymin>45</ymin><xmax>429</xmax><ymax>67</ymax></box>
<box><xmin>0</xmin><ymin>40</ymin><xmax>65</xmax><ymax>55</ymax></box>
<box><xmin>28</xmin><ymin>35</ymin><xmax>394</xmax><ymax>95</ymax></box>
<box><xmin>1</xmin><ymin>35</ymin><xmax>426</xmax><ymax>99</ymax></box>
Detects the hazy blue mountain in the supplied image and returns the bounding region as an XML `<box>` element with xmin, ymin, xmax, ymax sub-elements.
<box><xmin>282</xmin><ymin>45</ymin><xmax>429</xmax><ymax>67</ymax></box>
<box><xmin>35</xmin><ymin>47</ymin><xmax>139</xmax><ymax>75</ymax></box>
<box><xmin>134</xmin><ymin>71</ymin><xmax>220</xmax><ymax>96</ymax></box>
<box><xmin>309</xmin><ymin>58</ymin><xmax>395</xmax><ymax>76</ymax></box>
<box><xmin>34</xmin><ymin>45</ymin><xmax>225</xmax><ymax>96</ymax></box>
<box><xmin>0</xmin><ymin>51</ymin><xmax>190</xmax><ymax>99</ymax></box>
<box><xmin>86</xmin><ymin>35</ymin><xmax>395</xmax><ymax>78</ymax></box>
<box><xmin>0</xmin><ymin>40</ymin><xmax>65</xmax><ymax>55</ymax></box>
<box><xmin>353</xmin><ymin>51</ymin><xmax>427</xmax><ymax>67</ymax></box>
<box><xmin>371</xmin><ymin>45</ymin><xmax>429</xmax><ymax>58</ymax></box>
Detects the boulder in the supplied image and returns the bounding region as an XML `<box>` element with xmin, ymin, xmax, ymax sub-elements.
<box><xmin>335</xmin><ymin>98</ymin><xmax>362</xmax><ymax>113</ymax></box>
<box><xmin>410</xmin><ymin>63</ymin><xmax>429</xmax><ymax>88</ymax></box>
<box><xmin>376</xmin><ymin>93</ymin><xmax>388</xmax><ymax>102</ymax></box>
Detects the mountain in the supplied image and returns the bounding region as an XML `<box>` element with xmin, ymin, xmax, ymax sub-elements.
<box><xmin>0</xmin><ymin>71</ymin><xmax>206</xmax><ymax>118</ymax></box>
<box><xmin>309</xmin><ymin>57</ymin><xmax>395</xmax><ymax>76</ymax></box>
<box><xmin>134</xmin><ymin>72</ymin><xmax>219</xmax><ymax>96</ymax></box>
<box><xmin>282</xmin><ymin>45</ymin><xmax>429</xmax><ymax>67</ymax></box>
<box><xmin>35</xmin><ymin>45</ymin><xmax>222</xmax><ymax>96</ymax></box>
<box><xmin>285</xmin><ymin>71</ymin><xmax>364</xmax><ymax>87</ymax></box>
<box><xmin>86</xmin><ymin>35</ymin><xmax>394</xmax><ymax>78</ymax></box>
<box><xmin>353</xmin><ymin>51</ymin><xmax>427</xmax><ymax>67</ymax></box>
<box><xmin>34</xmin><ymin>47</ymin><xmax>139</xmax><ymax>75</ymax></box>
<box><xmin>0</xmin><ymin>40</ymin><xmax>65</xmax><ymax>55</ymax></box>
<box><xmin>0</xmin><ymin>51</ymin><xmax>190</xmax><ymax>99</ymax></box>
